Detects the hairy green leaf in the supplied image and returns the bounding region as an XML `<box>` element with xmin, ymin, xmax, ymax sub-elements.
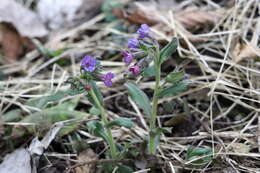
<box><xmin>186</xmin><ymin>147</ymin><xmax>213</xmax><ymax>167</ymax></box>
<box><xmin>89</xmin><ymin>106</ymin><xmax>101</xmax><ymax>115</ymax></box>
<box><xmin>157</xmin><ymin>82</ymin><xmax>187</xmax><ymax>98</ymax></box>
<box><xmin>166</xmin><ymin>71</ymin><xmax>184</xmax><ymax>84</ymax></box>
<box><xmin>125</xmin><ymin>82</ymin><xmax>151</xmax><ymax>117</ymax></box>
<box><xmin>159</xmin><ymin>38</ymin><xmax>178</xmax><ymax>63</ymax></box>
<box><xmin>12</xmin><ymin>98</ymin><xmax>88</xmax><ymax>137</ymax></box>
<box><xmin>106</xmin><ymin>117</ymin><xmax>134</xmax><ymax>128</ymax></box>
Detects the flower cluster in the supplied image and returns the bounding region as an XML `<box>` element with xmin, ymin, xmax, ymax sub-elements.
<box><xmin>122</xmin><ymin>24</ymin><xmax>152</xmax><ymax>76</ymax></box>
<box><xmin>80</xmin><ymin>55</ymin><xmax>115</xmax><ymax>87</ymax></box>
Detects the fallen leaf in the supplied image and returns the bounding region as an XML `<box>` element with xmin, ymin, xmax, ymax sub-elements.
<box><xmin>112</xmin><ymin>7</ymin><xmax>160</xmax><ymax>25</ymax></box>
<box><xmin>175</xmin><ymin>7</ymin><xmax>219</xmax><ymax>30</ymax></box>
<box><xmin>0</xmin><ymin>23</ymin><xmax>23</xmax><ymax>63</ymax></box>
<box><xmin>164</xmin><ymin>113</ymin><xmax>188</xmax><ymax>126</ymax></box>
<box><xmin>0</xmin><ymin>148</ymin><xmax>32</xmax><ymax>173</ymax></box>
<box><xmin>0</xmin><ymin>123</ymin><xmax>63</xmax><ymax>173</ymax></box>
<box><xmin>113</xmin><ymin>3</ymin><xmax>220</xmax><ymax>45</ymax></box>
<box><xmin>113</xmin><ymin>4</ymin><xmax>220</xmax><ymax>30</ymax></box>
<box><xmin>75</xmin><ymin>149</ymin><xmax>98</xmax><ymax>173</ymax></box>
<box><xmin>232</xmin><ymin>42</ymin><xmax>260</xmax><ymax>63</ymax></box>
<box><xmin>0</xmin><ymin>0</ymin><xmax>48</xmax><ymax>37</ymax></box>
<box><xmin>37</xmin><ymin>0</ymin><xmax>104</xmax><ymax>30</ymax></box>
<box><xmin>0</xmin><ymin>0</ymin><xmax>46</xmax><ymax>63</ymax></box>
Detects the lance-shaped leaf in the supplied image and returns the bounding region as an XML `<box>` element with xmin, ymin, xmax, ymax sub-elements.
<box><xmin>157</xmin><ymin>82</ymin><xmax>188</xmax><ymax>98</ymax></box>
<box><xmin>186</xmin><ymin>147</ymin><xmax>213</xmax><ymax>167</ymax></box>
<box><xmin>166</xmin><ymin>71</ymin><xmax>184</xmax><ymax>84</ymax></box>
<box><xmin>26</xmin><ymin>89</ymin><xmax>84</xmax><ymax>109</ymax></box>
<box><xmin>11</xmin><ymin>98</ymin><xmax>89</xmax><ymax>137</ymax></box>
<box><xmin>106</xmin><ymin>117</ymin><xmax>134</xmax><ymax>129</ymax></box>
<box><xmin>125</xmin><ymin>82</ymin><xmax>151</xmax><ymax>117</ymax></box>
<box><xmin>159</xmin><ymin>38</ymin><xmax>178</xmax><ymax>63</ymax></box>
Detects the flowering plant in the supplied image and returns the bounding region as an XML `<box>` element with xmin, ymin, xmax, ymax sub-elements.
<box><xmin>123</xmin><ymin>24</ymin><xmax>188</xmax><ymax>154</ymax></box>
<box><xmin>68</xmin><ymin>55</ymin><xmax>134</xmax><ymax>161</ymax></box>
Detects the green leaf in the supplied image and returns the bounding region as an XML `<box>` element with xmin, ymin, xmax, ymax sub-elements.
<box><xmin>157</xmin><ymin>82</ymin><xmax>187</xmax><ymax>98</ymax></box>
<box><xmin>26</xmin><ymin>89</ymin><xmax>83</xmax><ymax>109</ymax></box>
<box><xmin>26</xmin><ymin>91</ymin><xmax>66</xmax><ymax>109</ymax></box>
<box><xmin>117</xmin><ymin>165</ymin><xmax>134</xmax><ymax>173</ymax></box>
<box><xmin>159</xmin><ymin>38</ymin><xmax>178</xmax><ymax>63</ymax></box>
<box><xmin>39</xmin><ymin>46</ymin><xmax>64</xmax><ymax>58</ymax></box>
<box><xmin>87</xmin><ymin>81</ymin><xmax>104</xmax><ymax>106</ymax></box>
<box><xmin>166</xmin><ymin>71</ymin><xmax>184</xmax><ymax>84</ymax></box>
<box><xmin>12</xmin><ymin>98</ymin><xmax>88</xmax><ymax>137</ymax></box>
<box><xmin>142</xmin><ymin>65</ymin><xmax>156</xmax><ymax>77</ymax></box>
<box><xmin>3</xmin><ymin>109</ymin><xmax>22</xmax><ymax>122</ymax></box>
<box><xmin>102</xmin><ymin>0</ymin><xmax>122</xmax><ymax>22</ymax></box>
<box><xmin>102</xmin><ymin>0</ymin><xmax>121</xmax><ymax>12</ymax></box>
<box><xmin>87</xmin><ymin>120</ymin><xmax>109</xmax><ymax>143</ymax></box>
<box><xmin>125</xmin><ymin>82</ymin><xmax>151</xmax><ymax>117</ymax></box>
<box><xmin>89</xmin><ymin>106</ymin><xmax>101</xmax><ymax>115</ymax></box>
<box><xmin>186</xmin><ymin>147</ymin><xmax>213</xmax><ymax>167</ymax></box>
<box><xmin>106</xmin><ymin>118</ymin><xmax>134</xmax><ymax>128</ymax></box>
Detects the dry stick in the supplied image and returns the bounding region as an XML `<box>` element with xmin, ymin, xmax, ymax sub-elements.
<box><xmin>257</xmin><ymin>112</ymin><xmax>260</xmax><ymax>153</ymax></box>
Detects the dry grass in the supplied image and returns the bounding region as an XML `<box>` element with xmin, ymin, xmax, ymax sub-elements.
<box><xmin>0</xmin><ymin>0</ymin><xmax>260</xmax><ymax>172</ymax></box>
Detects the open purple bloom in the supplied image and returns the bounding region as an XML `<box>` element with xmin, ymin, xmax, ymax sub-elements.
<box><xmin>129</xmin><ymin>65</ymin><xmax>141</xmax><ymax>76</ymax></box>
<box><xmin>128</xmin><ymin>38</ymin><xmax>138</xmax><ymax>48</ymax></box>
<box><xmin>137</xmin><ymin>24</ymin><xmax>150</xmax><ymax>39</ymax></box>
<box><xmin>81</xmin><ymin>56</ymin><xmax>97</xmax><ymax>72</ymax></box>
<box><xmin>122</xmin><ymin>51</ymin><xmax>133</xmax><ymax>64</ymax></box>
<box><xmin>101</xmin><ymin>72</ymin><xmax>115</xmax><ymax>87</ymax></box>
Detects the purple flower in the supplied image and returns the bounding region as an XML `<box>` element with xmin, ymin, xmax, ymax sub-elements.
<box><xmin>101</xmin><ymin>72</ymin><xmax>115</xmax><ymax>87</ymax></box>
<box><xmin>122</xmin><ymin>51</ymin><xmax>133</xmax><ymax>64</ymax></box>
<box><xmin>128</xmin><ymin>38</ymin><xmax>138</xmax><ymax>48</ymax></box>
<box><xmin>137</xmin><ymin>24</ymin><xmax>150</xmax><ymax>39</ymax></box>
<box><xmin>129</xmin><ymin>65</ymin><xmax>141</xmax><ymax>76</ymax></box>
<box><xmin>81</xmin><ymin>56</ymin><xmax>97</xmax><ymax>72</ymax></box>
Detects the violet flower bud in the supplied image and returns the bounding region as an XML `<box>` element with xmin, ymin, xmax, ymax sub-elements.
<box><xmin>101</xmin><ymin>72</ymin><xmax>115</xmax><ymax>87</ymax></box>
<box><xmin>122</xmin><ymin>51</ymin><xmax>134</xmax><ymax>64</ymax></box>
<box><xmin>129</xmin><ymin>65</ymin><xmax>141</xmax><ymax>76</ymax></box>
<box><xmin>128</xmin><ymin>38</ymin><xmax>138</xmax><ymax>48</ymax></box>
<box><xmin>80</xmin><ymin>56</ymin><xmax>97</xmax><ymax>72</ymax></box>
<box><xmin>137</xmin><ymin>24</ymin><xmax>150</xmax><ymax>39</ymax></box>
<box><xmin>84</xmin><ymin>84</ymin><xmax>92</xmax><ymax>90</ymax></box>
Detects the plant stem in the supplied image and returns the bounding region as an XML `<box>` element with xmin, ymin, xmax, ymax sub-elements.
<box><xmin>149</xmin><ymin>55</ymin><xmax>161</xmax><ymax>154</ymax></box>
<box><xmin>89</xmin><ymin>88</ymin><xmax>117</xmax><ymax>159</ymax></box>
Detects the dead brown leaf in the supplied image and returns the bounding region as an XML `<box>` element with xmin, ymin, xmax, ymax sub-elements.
<box><xmin>75</xmin><ymin>149</ymin><xmax>98</xmax><ymax>173</ymax></box>
<box><xmin>0</xmin><ymin>0</ymin><xmax>46</xmax><ymax>63</ymax></box>
<box><xmin>232</xmin><ymin>42</ymin><xmax>260</xmax><ymax>63</ymax></box>
<box><xmin>175</xmin><ymin>7</ymin><xmax>220</xmax><ymax>30</ymax></box>
<box><xmin>112</xmin><ymin>7</ymin><xmax>160</xmax><ymax>25</ymax></box>
<box><xmin>0</xmin><ymin>23</ymin><xmax>35</xmax><ymax>63</ymax></box>
<box><xmin>0</xmin><ymin>149</ymin><xmax>32</xmax><ymax>173</ymax></box>
<box><xmin>113</xmin><ymin>5</ymin><xmax>220</xmax><ymax>30</ymax></box>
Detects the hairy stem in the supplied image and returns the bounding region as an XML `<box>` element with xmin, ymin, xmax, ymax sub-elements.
<box><xmin>89</xmin><ymin>88</ymin><xmax>117</xmax><ymax>159</ymax></box>
<box><xmin>149</xmin><ymin>53</ymin><xmax>161</xmax><ymax>154</ymax></box>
